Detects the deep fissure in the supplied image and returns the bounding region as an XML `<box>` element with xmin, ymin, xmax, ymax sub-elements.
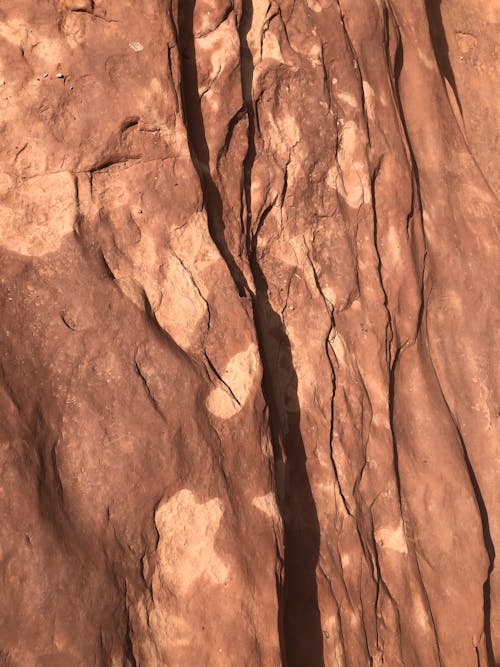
<box><xmin>177</xmin><ymin>1</ymin><xmax>324</xmax><ymax>663</ymax></box>
<box><xmin>177</xmin><ymin>0</ymin><xmax>249</xmax><ymax>299</ymax></box>
<box><xmin>238</xmin><ymin>2</ymin><xmax>324</xmax><ymax>664</ymax></box>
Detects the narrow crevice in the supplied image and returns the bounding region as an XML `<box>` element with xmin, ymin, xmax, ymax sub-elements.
<box><xmin>239</xmin><ymin>4</ymin><xmax>256</xmax><ymax>243</ymax></box>
<box><xmin>425</xmin><ymin>319</ymin><xmax>496</xmax><ymax>664</ymax></box>
<box><xmin>238</xmin><ymin>2</ymin><xmax>324</xmax><ymax>664</ymax></box>
<box><xmin>124</xmin><ymin>615</ymin><xmax>138</xmax><ymax>667</ymax></box>
<box><xmin>387</xmin><ymin>8</ymin><xmax>425</xmax><ymax>228</ymax></box>
<box><xmin>304</xmin><ymin>249</ymin><xmax>350</xmax><ymax>517</ymax></box>
<box><xmin>413</xmin><ymin>550</ymin><xmax>445</xmax><ymax>666</ymax></box>
<box><xmin>177</xmin><ymin>0</ymin><xmax>249</xmax><ymax>299</ymax></box>
<box><xmin>134</xmin><ymin>359</ymin><xmax>167</xmax><ymax>422</ymax></box>
<box><xmin>423</xmin><ymin>0</ymin><xmax>463</xmax><ymax>115</ymax></box>
<box><xmin>120</xmin><ymin>117</ymin><xmax>140</xmax><ymax>136</ymax></box>
<box><xmin>457</xmin><ymin>430</ymin><xmax>495</xmax><ymax>665</ymax></box>
<box><xmin>249</xmin><ymin>258</ymin><xmax>324</xmax><ymax>666</ymax></box>
<box><xmin>177</xmin><ymin>1</ymin><xmax>325</xmax><ymax>661</ymax></box>
<box><xmin>384</xmin><ymin>6</ymin><xmax>428</xmax><ymax>511</ymax></box>
<box><xmin>370</xmin><ymin>159</ymin><xmax>406</xmax><ymax>521</ymax></box>
<box><xmin>203</xmin><ymin>352</ymin><xmax>242</xmax><ymax>406</ymax></box>
<box><xmin>88</xmin><ymin>155</ymin><xmax>141</xmax><ymax>174</ymax></box>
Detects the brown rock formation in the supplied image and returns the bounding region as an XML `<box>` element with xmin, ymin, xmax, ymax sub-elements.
<box><xmin>0</xmin><ymin>1</ymin><xmax>498</xmax><ymax>665</ymax></box>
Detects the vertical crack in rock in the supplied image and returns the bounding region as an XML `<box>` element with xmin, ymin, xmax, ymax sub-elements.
<box><xmin>449</xmin><ymin>405</ymin><xmax>495</xmax><ymax>664</ymax></box>
<box><xmin>305</xmin><ymin>250</ymin><xmax>350</xmax><ymax>516</ymax></box>
<box><xmin>124</xmin><ymin>616</ymin><xmax>138</xmax><ymax>667</ymax></box>
<box><xmin>238</xmin><ymin>2</ymin><xmax>324</xmax><ymax>664</ymax></box>
<box><xmin>177</xmin><ymin>0</ymin><xmax>249</xmax><ymax>298</ymax></box>
<box><xmin>1</xmin><ymin>0</ymin><xmax>498</xmax><ymax>664</ymax></box>
<box><xmin>176</xmin><ymin>1</ymin><xmax>326</xmax><ymax>660</ymax></box>
<box><xmin>428</xmin><ymin>352</ymin><xmax>496</xmax><ymax>665</ymax></box>
<box><xmin>423</xmin><ymin>0</ymin><xmax>463</xmax><ymax>115</ymax></box>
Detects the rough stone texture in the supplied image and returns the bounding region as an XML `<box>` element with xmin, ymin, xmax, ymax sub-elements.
<box><xmin>0</xmin><ymin>1</ymin><xmax>498</xmax><ymax>666</ymax></box>
<box><xmin>433</xmin><ymin>0</ymin><xmax>499</xmax><ymax>192</ymax></box>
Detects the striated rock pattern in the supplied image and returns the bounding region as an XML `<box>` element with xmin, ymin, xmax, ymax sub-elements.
<box><xmin>0</xmin><ymin>1</ymin><xmax>498</xmax><ymax>665</ymax></box>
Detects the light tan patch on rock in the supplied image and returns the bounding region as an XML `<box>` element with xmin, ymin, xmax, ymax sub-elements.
<box><xmin>252</xmin><ymin>493</ymin><xmax>281</xmax><ymax>522</ymax></box>
<box><xmin>413</xmin><ymin>595</ymin><xmax>431</xmax><ymax>630</ymax></box>
<box><xmin>336</xmin><ymin>90</ymin><xmax>359</xmax><ymax>110</ymax></box>
<box><xmin>375</xmin><ymin>520</ymin><xmax>408</xmax><ymax>554</ymax></box>
<box><xmin>130</xmin><ymin>598</ymin><xmax>162</xmax><ymax>667</ymax></box>
<box><xmin>247</xmin><ymin>0</ymin><xmax>277</xmax><ymax>55</ymax></box>
<box><xmin>277</xmin><ymin>114</ymin><xmax>301</xmax><ymax>147</ymax></box>
<box><xmin>340</xmin><ymin>551</ymin><xmax>351</xmax><ymax>569</ymax></box>
<box><xmin>417</xmin><ymin>47</ymin><xmax>435</xmax><ymax>70</ymax></box>
<box><xmin>154</xmin><ymin>489</ymin><xmax>228</xmax><ymax>596</ymax></box>
<box><xmin>386</xmin><ymin>224</ymin><xmax>403</xmax><ymax>264</ymax></box>
<box><xmin>206</xmin><ymin>343</ymin><xmax>260</xmax><ymax>419</ymax></box>
<box><xmin>193</xmin><ymin>0</ymin><xmax>233</xmax><ymax>37</ymax></box>
<box><xmin>362</xmin><ymin>80</ymin><xmax>377</xmax><ymax>120</ymax></box>
<box><xmin>330</xmin><ymin>330</ymin><xmax>348</xmax><ymax>365</ymax></box>
<box><xmin>334</xmin><ymin>121</ymin><xmax>371</xmax><ymax>208</ymax></box>
<box><xmin>0</xmin><ymin>173</ymin><xmax>14</xmax><ymax>197</ymax></box>
<box><xmin>61</xmin><ymin>11</ymin><xmax>88</xmax><ymax>48</ymax></box>
<box><xmin>0</xmin><ymin>19</ymin><xmax>29</xmax><ymax>48</ymax></box>
<box><xmin>0</xmin><ymin>16</ymin><xmax>67</xmax><ymax>71</ymax></box>
<box><xmin>97</xmin><ymin>193</ymin><xmax>210</xmax><ymax>351</ymax></box>
<box><xmin>0</xmin><ymin>172</ymin><xmax>76</xmax><ymax>255</ymax></box>
<box><xmin>261</xmin><ymin>29</ymin><xmax>284</xmax><ymax>62</ymax></box>
<box><xmin>154</xmin><ymin>253</ymin><xmax>208</xmax><ymax>350</ymax></box>
<box><xmin>29</xmin><ymin>38</ymin><xmax>68</xmax><ymax>72</ymax></box>
<box><xmin>64</xmin><ymin>0</ymin><xmax>92</xmax><ymax>9</ymax></box>
<box><xmin>306</xmin><ymin>0</ymin><xmax>323</xmax><ymax>13</ymax></box>
<box><xmin>138</xmin><ymin>77</ymin><xmax>169</xmax><ymax>127</ymax></box>
<box><xmin>171</xmin><ymin>211</ymin><xmax>220</xmax><ymax>273</ymax></box>
<box><xmin>196</xmin><ymin>20</ymin><xmax>238</xmax><ymax>94</ymax></box>
<box><xmin>143</xmin><ymin>603</ymin><xmax>192</xmax><ymax>658</ymax></box>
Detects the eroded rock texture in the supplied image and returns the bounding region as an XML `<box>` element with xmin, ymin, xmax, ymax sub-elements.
<box><xmin>0</xmin><ymin>1</ymin><xmax>498</xmax><ymax>665</ymax></box>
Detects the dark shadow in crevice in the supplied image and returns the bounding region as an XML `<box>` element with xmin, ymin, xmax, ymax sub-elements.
<box><xmin>239</xmin><ymin>1</ymin><xmax>324</xmax><ymax>664</ymax></box>
<box><xmin>250</xmin><ymin>260</ymin><xmax>325</xmax><ymax>667</ymax></box>
<box><xmin>239</xmin><ymin>0</ymin><xmax>256</xmax><ymax>237</ymax></box>
<box><xmin>178</xmin><ymin>1</ymin><xmax>325</xmax><ymax>662</ymax></box>
<box><xmin>124</xmin><ymin>616</ymin><xmax>138</xmax><ymax>667</ymax></box>
<box><xmin>423</xmin><ymin>0</ymin><xmax>463</xmax><ymax>114</ymax></box>
<box><xmin>393</xmin><ymin>16</ymin><xmax>423</xmax><ymax>194</ymax></box>
<box><xmin>177</xmin><ymin>0</ymin><xmax>248</xmax><ymax>298</ymax></box>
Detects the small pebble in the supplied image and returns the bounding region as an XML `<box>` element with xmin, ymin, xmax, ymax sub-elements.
<box><xmin>42</xmin><ymin>72</ymin><xmax>48</xmax><ymax>78</ymax></box>
<box><xmin>56</xmin><ymin>73</ymin><xmax>64</xmax><ymax>78</ymax></box>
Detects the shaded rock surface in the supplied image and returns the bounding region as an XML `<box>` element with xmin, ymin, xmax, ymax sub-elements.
<box><xmin>0</xmin><ymin>1</ymin><xmax>498</xmax><ymax>665</ymax></box>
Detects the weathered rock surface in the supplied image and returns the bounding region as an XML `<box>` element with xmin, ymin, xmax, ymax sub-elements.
<box><xmin>0</xmin><ymin>1</ymin><xmax>498</xmax><ymax>665</ymax></box>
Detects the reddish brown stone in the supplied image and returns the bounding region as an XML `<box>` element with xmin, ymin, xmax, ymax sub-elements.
<box><xmin>0</xmin><ymin>1</ymin><xmax>498</xmax><ymax>665</ymax></box>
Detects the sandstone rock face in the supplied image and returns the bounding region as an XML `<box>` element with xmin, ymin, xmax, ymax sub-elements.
<box><xmin>433</xmin><ymin>0</ymin><xmax>499</xmax><ymax>192</ymax></box>
<box><xmin>0</xmin><ymin>1</ymin><xmax>498</xmax><ymax>666</ymax></box>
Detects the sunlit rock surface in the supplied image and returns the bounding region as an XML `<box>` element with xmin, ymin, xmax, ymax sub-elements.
<box><xmin>0</xmin><ymin>1</ymin><xmax>498</xmax><ymax>665</ymax></box>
